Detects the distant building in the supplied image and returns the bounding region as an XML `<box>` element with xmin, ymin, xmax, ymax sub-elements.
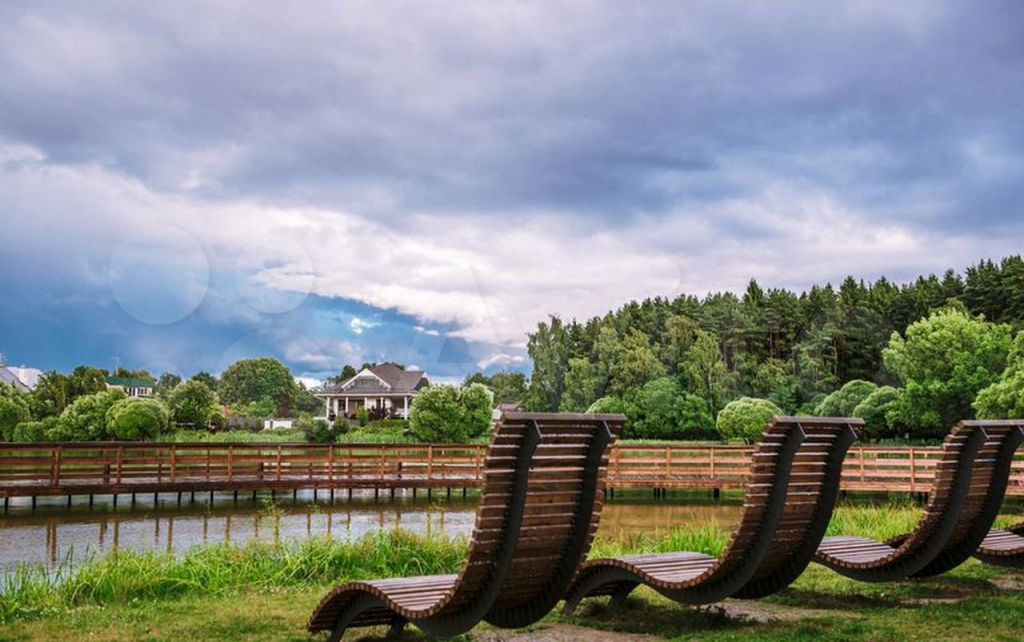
<box><xmin>105</xmin><ymin>376</ymin><xmax>156</xmax><ymax>398</ymax></box>
<box><xmin>0</xmin><ymin>365</ymin><xmax>43</xmax><ymax>392</ymax></box>
<box><xmin>316</xmin><ymin>363</ymin><xmax>429</xmax><ymax>421</ymax></box>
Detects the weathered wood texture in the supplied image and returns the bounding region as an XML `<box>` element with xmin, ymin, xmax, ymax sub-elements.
<box><xmin>5</xmin><ymin>431</ymin><xmax>1024</xmax><ymax>500</ymax></box>
<box><xmin>563</xmin><ymin>417</ymin><xmax>862</xmax><ymax>612</ymax></box>
<box><xmin>975</xmin><ymin>521</ymin><xmax>1024</xmax><ymax>568</ymax></box>
<box><xmin>815</xmin><ymin>420</ymin><xmax>1024</xmax><ymax>582</ymax></box>
<box><xmin>307</xmin><ymin>411</ymin><xmax>622</xmax><ymax>639</ymax></box>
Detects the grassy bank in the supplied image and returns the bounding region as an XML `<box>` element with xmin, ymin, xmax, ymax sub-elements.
<box><xmin>2</xmin><ymin>502</ymin><xmax>1024</xmax><ymax>640</ymax></box>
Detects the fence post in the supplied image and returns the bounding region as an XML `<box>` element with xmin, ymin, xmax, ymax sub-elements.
<box><xmin>170</xmin><ymin>445</ymin><xmax>177</xmax><ymax>483</ymax></box>
<box><xmin>428</xmin><ymin>445</ymin><xmax>434</xmax><ymax>482</ymax></box>
<box><xmin>115</xmin><ymin>446</ymin><xmax>123</xmax><ymax>485</ymax></box>
<box><xmin>276</xmin><ymin>445</ymin><xmax>283</xmax><ymax>482</ymax></box>
<box><xmin>228</xmin><ymin>445</ymin><xmax>234</xmax><ymax>482</ymax></box>
<box><xmin>859</xmin><ymin>446</ymin><xmax>865</xmax><ymax>483</ymax></box>
<box><xmin>909</xmin><ymin>447</ymin><xmax>916</xmax><ymax>493</ymax></box>
<box><xmin>328</xmin><ymin>445</ymin><xmax>335</xmax><ymax>484</ymax></box>
<box><xmin>709</xmin><ymin>446</ymin><xmax>715</xmax><ymax>480</ymax></box>
<box><xmin>50</xmin><ymin>446</ymin><xmax>62</xmax><ymax>488</ymax></box>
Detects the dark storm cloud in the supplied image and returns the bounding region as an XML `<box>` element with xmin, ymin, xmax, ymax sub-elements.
<box><xmin>1</xmin><ymin>1</ymin><xmax>1021</xmax><ymax>232</ymax></box>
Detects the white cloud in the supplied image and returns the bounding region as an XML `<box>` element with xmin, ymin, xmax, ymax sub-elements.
<box><xmin>477</xmin><ymin>352</ymin><xmax>527</xmax><ymax>370</ymax></box>
<box><xmin>348</xmin><ymin>317</ymin><xmax>380</xmax><ymax>335</ymax></box>
<box><xmin>3</xmin><ymin>150</ymin><xmax>1021</xmax><ymax>354</ymax></box>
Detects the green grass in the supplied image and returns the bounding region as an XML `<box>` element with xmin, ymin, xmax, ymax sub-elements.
<box><xmin>159</xmin><ymin>429</ymin><xmax>309</xmax><ymax>443</ymax></box>
<box><xmin>4</xmin><ymin>501</ymin><xmax>1024</xmax><ymax>640</ymax></box>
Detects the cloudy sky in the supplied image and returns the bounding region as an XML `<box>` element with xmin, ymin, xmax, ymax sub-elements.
<box><xmin>1</xmin><ymin>1</ymin><xmax>1022</xmax><ymax>383</ymax></box>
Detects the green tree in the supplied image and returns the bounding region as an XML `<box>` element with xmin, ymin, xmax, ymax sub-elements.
<box><xmin>68</xmin><ymin>366</ymin><xmax>108</xmax><ymax>398</ymax></box>
<box><xmin>51</xmin><ymin>389</ymin><xmax>127</xmax><ymax>441</ymax></box>
<box><xmin>168</xmin><ymin>380</ymin><xmax>218</xmax><ymax>428</ymax></box>
<box><xmin>716</xmin><ymin>397</ymin><xmax>782</xmax><ymax>443</ymax></box>
<box><xmin>684</xmin><ymin>330</ymin><xmax>734</xmax><ymax>417</ymax></box>
<box><xmin>0</xmin><ymin>384</ymin><xmax>31</xmax><ymax>441</ymax></box>
<box><xmin>218</xmin><ymin>358</ymin><xmax>297</xmax><ymax>416</ymax></box>
<box><xmin>816</xmin><ymin>379</ymin><xmax>878</xmax><ymax>417</ymax></box>
<box><xmin>155</xmin><ymin>372</ymin><xmax>182</xmax><ymax>397</ymax></box>
<box><xmin>883</xmin><ymin>308</ymin><xmax>1012</xmax><ymax>437</ymax></box>
<box><xmin>525</xmin><ymin>317</ymin><xmax>569</xmax><ymax>410</ymax></box>
<box><xmin>560</xmin><ymin>358</ymin><xmax>604</xmax><ymax>412</ymax></box>
<box><xmin>409</xmin><ymin>384</ymin><xmax>494</xmax><ymax>442</ymax></box>
<box><xmin>190</xmin><ymin>371</ymin><xmax>219</xmax><ymax>390</ymax></box>
<box><xmin>609</xmin><ymin>330</ymin><xmax>665</xmax><ymax>396</ymax></box>
<box><xmin>622</xmin><ymin>377</ymin><xmax>713</xmax><ymax>440</ymax></box>
<box><xmin>974</xmin><ymin>332</ymin><xmax>1024</xmax><ymax>419</ymax></box>
<box><xmin>852</xmin><ymin>386</ymin><xmax>902</xmax><ymax>440</ymax></box>
<box><xmin>106</xmin><ymin>398</ymin><xmax>170</xmax><ymax>440</ymax></box>
<box><xmin>28</xmin><ymin>371</ymin><xmax>70</xmax><ymax>418</ymax></box>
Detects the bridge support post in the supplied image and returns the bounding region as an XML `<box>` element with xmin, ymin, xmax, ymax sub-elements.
<box><xmin>112</xmin><ymin>494</ymin><xmax>117</xmax><ymax>508</ymax></box>
<box><xmin>3</xmin><ymin>497</ymin><xmax>8</xmax><ymax>513</ymax></box>
<box><xmin>131</xmin><ymin>493</ymin><xmax>136</xmax><ymax>507</ymax></box>
<box><xmin>713</xmin><ymin>488</ymin><xmax>720</xmax><ymax>500</ymax></box>
<box><xmin>233</xmin><ymin>490</ymin><xmax>239</xmax><ymax>505</ymax></box>
<box><xmin>67</xmin><ymin>494</ymin><xmax>72</xmax><ymax>507</ymax></box>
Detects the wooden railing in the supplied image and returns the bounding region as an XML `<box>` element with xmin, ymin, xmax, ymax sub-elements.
<box><xmin>3</xmin><ymin>442</ymin><xmax>1024</xmax><ymax>499</ymax></box>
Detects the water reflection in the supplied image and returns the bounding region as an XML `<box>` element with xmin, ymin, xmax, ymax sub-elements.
<box><xmin>0</xmin><ymin>491</ymin><xmax>743</xmax><ymax>574</ymax></box>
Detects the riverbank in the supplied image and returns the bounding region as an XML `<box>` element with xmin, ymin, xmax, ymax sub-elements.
<box><xmin>2</xmin><ymin>502</ymin><xmax>1024</xmax><ymax>640</ymax></box>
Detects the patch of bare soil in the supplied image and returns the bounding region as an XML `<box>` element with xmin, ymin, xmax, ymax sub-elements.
<box><xmin>698</xmin><ymin>601</ymin><xmax>852</xmax><ymax>624</ymax></box>
<box><xmin>474</xmin><ymin>623</ymin><xmax>663</xmax><ymax>642</ymax></box>
<box><xmin>991</xmin><ymin>576</ymin><xmax>1024</xmax><ymax>591</ymax></box>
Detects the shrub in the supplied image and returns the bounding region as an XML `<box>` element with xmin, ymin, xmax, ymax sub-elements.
<box><xmin>716</xmin><ymin>397</ymin><xmax>782</xmax><ymax>443</ymax></box>
<box><xmin>409</xmin><ymin>384</ymin><xmax>494</xmax><ymax>443</ymax></box>
<box><xmin>332</xmin><ymin>418</ymin><xmax>350</xmax><ymax>435</ymax></box>
<box><xmin>105</xmin><ymin>398</ymin><xmax>170</xmax><ymax>441</ymax></box>
<box><xmin>208</xmin><ymin>406</ymin><xmax>227</xmax><ymax>432</ymax></box>
<box><xmin>852</xmin><ymin>386</ymin><xmax>902</xmax><ymax>440</ymax></box>
<box><xmin>0</xmin><ymin>394</ymin><xmax>31</xmax><ymax>442</ymax></box>
<box><xmin>586</xmin><ymin>396</ymin><xmax>626</xmax><ymax>415</ymax></box>
<box><xmin>355</xmin><ymin>407</ymin><xmax>370</xmax><ymax>427</ymax></box>
<box><xmin>168</xmin><ymin>380</ymin><xmax>217</xmax><ymax>429</ymax></box>
<box><xmin>297</xmin><ymin>416</ymin><xmax>335</xmax><ymax>443</ymax></box>
<box><xmin>50</xmin><ymin>389</ymin><xmax>127</xmax><ymax>441</ymax></box>
<box><xmin>11</xmin><ymin>418</ymin><xmax>57</xmax><ymax>442</ymax></box>
<box><xmin>816</xmin><ymin>380</ymin><xmax>878</xmax><ymax>417</ymax></box>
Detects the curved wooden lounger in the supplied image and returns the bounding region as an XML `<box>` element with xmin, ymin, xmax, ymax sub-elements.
<box><xmin>815</xmin><ymin>420</ymin><xmax>1024</xmax><ymax>582</ymax></box>
<box><xmin>563</xmin><ymin>417</ymin><xmax>862</xmax><ymax>613</ymax></box>
<box><xmin>975</xmin><ymin>521</ymin><xmax>1024</xmax><ymax>568</ymax></box>
<box><xmin>307</xmin><ymin>412</ymin><xmax>623</xmax><ymax>640</ymax></box>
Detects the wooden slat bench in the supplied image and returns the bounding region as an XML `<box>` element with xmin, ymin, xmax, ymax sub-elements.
<box><xmin>975</xmin><ymin>521</ymin><xmax>1024</xmax><ymax>568</ymax></box>
<box><xmin>815</xmin><ymin>420</ymin><xmax>1024</xmax><ymax>581</ymax></box>
<box><xmin>307</xmin><ymin>412</ymin><xmax>623</xmax><ymax>640</ymax></box>
<box><xmin>563</xmin><ymin>417</ymin><xmax>861</xmax><ymax>612</ymax></box>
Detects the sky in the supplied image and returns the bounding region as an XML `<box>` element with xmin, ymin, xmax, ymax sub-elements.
<box><xmin>1</xmin><ymin>1</ymin><xmax>1023</xmax><ymax>385</ymax></box>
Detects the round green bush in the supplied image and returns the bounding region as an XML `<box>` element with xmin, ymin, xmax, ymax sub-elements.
<box><xmin>105</xmin><ymin>398</ymin><xmax>170</xmax><ymax>441</ymax></box>
<box><xmin>816</xmin><ymin>380</ymin><xmax>878</xmax><ymax>417</ymax></box>
<box><xmin>0</xmin><ymin>394</ymin><xmax>31</xmax><ymax>442</ymax></box>
<box><xmin>716</xmin><ymin>397</ymin><xmax>782</xmax><ymax>443</ymax></box>
<box><xmin>51</xmin><ymin>389</ymin><xmax>127</xmax><ymax>441</ymax></box>
<box><xmin>409</xmin><ymin>384</ymin><xmax>494</xmax><ymax>443</ymax></box>
<box><xmin>586</xmin><ymin>396</ymin><xmax>625</xmax><ymax>415</ymax></box>
<box><xmin>853</xmin><ymin>386</ymin><xmax>902</xmax><ymax>440</ymax></box>
<box><xmin>12</xmin><ymin>418</ymin><xmax>57</xmax><ymax>442</ymax></box>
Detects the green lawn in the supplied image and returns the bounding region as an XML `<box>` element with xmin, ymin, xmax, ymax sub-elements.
<box><xmin>2</xmin><ymin>501</ymin><xmax>1024</xmax><ymax>641</ymax></box>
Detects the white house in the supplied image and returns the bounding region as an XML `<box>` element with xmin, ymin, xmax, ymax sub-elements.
<box><xmin>316</xmin><ymin>363</ymin><xmax>429</xmax><ymax>421</ymax></box>
<box><xmin>0</xmin><ymin>365</ymin><xmax>43</xmax><ymax>392</ymax></box>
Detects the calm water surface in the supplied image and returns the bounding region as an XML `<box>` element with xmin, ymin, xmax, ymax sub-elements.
<box><xmin>0</xmin><ymin>491</ymin><xmax>743</xmax><ymax>574</ymax></box>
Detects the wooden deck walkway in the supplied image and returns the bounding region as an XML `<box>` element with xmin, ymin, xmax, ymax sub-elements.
<box><xmin>3</xmin><ymin>442</ymin><xmax>1024</xmax><ymax>504</ymax></box>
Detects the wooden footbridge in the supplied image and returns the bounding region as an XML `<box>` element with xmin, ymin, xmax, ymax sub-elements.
<box><xmin>3</xmin><ymin>442</ymin><xmax>1024</xmax><ymax>508</ymax></box>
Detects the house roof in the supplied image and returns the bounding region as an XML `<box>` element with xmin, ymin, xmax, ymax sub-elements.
<box><xmin>0</xmin><ymin>366</ymin><xmax>43</xmax><ymax>392</ymax></box>
<box><xmin>106</xmin><ymin>376</ymin><xmax>156</xmax><ymax>388</ymax></box>
<box><xmin>323</xmin><ymin>363</ymin><xmax>428</xmax><ymax>394</ymax></box>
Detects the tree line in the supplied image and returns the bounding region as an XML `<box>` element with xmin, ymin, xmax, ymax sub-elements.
<box><xmin>521</xmin><ymin>256</ymin><xmax>1024</xmax><ymax>441</ymax></box>
<box><xmin>0</xmin><ymin>358</ymin><xmax>325</xmax><ymax>442</ymax></box>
